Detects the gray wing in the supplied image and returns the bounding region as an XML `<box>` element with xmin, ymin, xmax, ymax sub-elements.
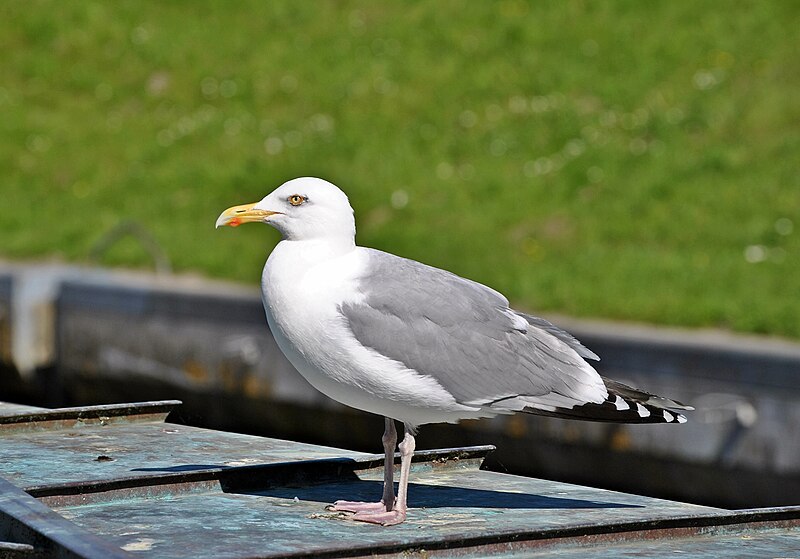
<box><xmin>340</xmin><ymin>250</ymin><xmax>607</xmax><ymax>410</ymax></box>
<box><xmin>517</xmin><ymin>313</ymin><xmax>599</xmax><ymax>361</ymax></box>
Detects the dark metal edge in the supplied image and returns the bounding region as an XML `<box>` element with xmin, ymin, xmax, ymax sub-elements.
<box><xmin>358</xmin><ymin>446</ymin><xmax>497</xmax><ymax>471</ymax></box>
<box><xmin>0</xmin><ymin>541</ymin><xmax>37</xmax><ymax>559</ymax></box>
<box><xmin>0</xmin><ymin>400</ymin><xmax>182</xmax><ymax>427</ymax></box>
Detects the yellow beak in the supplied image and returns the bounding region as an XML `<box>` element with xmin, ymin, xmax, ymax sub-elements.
<box><xmin>215</xmin><ymin>202</ymin><xmax>280</xmax><ymax>228</ymax></box>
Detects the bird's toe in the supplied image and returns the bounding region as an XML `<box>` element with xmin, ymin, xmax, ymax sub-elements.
<box><xmin>352</xmin><ymin>509</ymin><xmax>407</xmax><ymax>526</ymax></box>
<box><xmin>327</xmin><ymin>500</ymin><xmax>388</xmax><ymax>514</ymax></box>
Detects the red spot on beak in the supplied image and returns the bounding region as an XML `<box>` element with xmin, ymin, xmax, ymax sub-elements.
<box><xmin>229</xmin><ymin>218</ymin><xmax>241</xmax><ymax>227</ymax></box>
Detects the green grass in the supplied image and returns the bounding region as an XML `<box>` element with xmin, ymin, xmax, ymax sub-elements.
<box><xmin>1</xmin><ymin>1</ymin><xmax>798</xmax><ymax>337</ymax></box>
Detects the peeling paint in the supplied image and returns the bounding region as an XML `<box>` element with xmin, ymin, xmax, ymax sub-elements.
<box><xmin>121</xmin><ymin>537</ymin><xmax>157</xmax><ymax>551</ymax></box>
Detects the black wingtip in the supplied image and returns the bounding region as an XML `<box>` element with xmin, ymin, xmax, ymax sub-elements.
<box><xmin>522</xmin><ymin>381</ymin><xmax>692</xmax><ymax>424</ymax></box>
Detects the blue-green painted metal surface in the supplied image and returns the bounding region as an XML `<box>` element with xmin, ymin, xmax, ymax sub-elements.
<box><xmin>0</xmin><ymin>476</ymin><xmax>132</xmax><ymax>559</ymax></box>
<box><xmin>0</xmin><ymin>401</ymin><xmax>367</xmax><ymax>490</ymax></box>
<box><xmin>1</xmin><ymin>400</ymin><xmax>798</xmax><ymax>558</ymax></box>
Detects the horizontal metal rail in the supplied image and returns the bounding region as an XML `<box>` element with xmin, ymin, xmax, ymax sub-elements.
<box><xmin>0</xmin><ymin>401</ymin><xmax>182</xmax><ymax>433</ymax></box>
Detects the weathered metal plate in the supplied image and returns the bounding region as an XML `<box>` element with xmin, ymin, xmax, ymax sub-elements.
<box><xmin>2</xmin><ymin>400</ymin><xmax>798</xmax><ymax>558</ymax></box>
<box><xmin>0</xmin><ymin>412</ymin><xmax>367</xmax><ymax>490</ymax></box>
<box><xmin>48</xmin><ymin>466</ymin><xmax>723</xmax><ymax>559</ymax></box>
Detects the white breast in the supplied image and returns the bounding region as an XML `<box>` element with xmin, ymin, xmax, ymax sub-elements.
<box><xmin>260</xmin><ymin>241</ymin><xmax>489</xmax><ymax>427</ymax></box>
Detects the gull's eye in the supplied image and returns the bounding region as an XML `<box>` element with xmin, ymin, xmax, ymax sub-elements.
<box><xmin>288</xmin><ymin>194</ymin><xmax>307</xmax><ymax>206</ymax></box>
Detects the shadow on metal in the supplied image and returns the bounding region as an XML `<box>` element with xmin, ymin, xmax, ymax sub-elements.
<box><xmin>243</xmin><ymin>480</ymin><xmax>639</xmax><ymax>510</ymax></box>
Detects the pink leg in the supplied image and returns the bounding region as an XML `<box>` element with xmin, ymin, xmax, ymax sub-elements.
<box><xmin>328</xmin><ymin>417</ymin><xmax>397</xmax><ymax>514</ymax></box>
<box><xmin>350</xmin><ymin>426</ymin><xmax>415</xmax><ymax>526</ymax></box>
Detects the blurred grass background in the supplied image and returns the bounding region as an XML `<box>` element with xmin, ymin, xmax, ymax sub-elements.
<box><xmin>1</xmin><ymin>1</ymin><xmax>798</xmax><ymax>336</ymax></box>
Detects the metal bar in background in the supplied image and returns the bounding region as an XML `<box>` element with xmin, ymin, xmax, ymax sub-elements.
<box><xmin>0</xmin><ymin>400</ymin><xmax>182</xmax><ymax>433</ymax></box>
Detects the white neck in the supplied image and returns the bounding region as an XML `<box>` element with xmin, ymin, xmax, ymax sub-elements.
<box><xmin>261</xmin><ymin>236</ymin><xmax>361</xmax><ymax>315</ymax></box>
<box><xmin>273</xmin><ymin>236</ymin><xmax>356</xmax><ymax>267</ymax></box>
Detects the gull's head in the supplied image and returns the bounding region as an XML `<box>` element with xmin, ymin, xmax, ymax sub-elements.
<box><xmin>216</xmin><ymin>177</ymin><xmax>355</xmax><ymax>241</ymax></box>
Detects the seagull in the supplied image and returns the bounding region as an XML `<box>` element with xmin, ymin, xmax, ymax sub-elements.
<box><xmin>216</xmin><ymin>177</ymin><xmax>691</xmax><ymax>526</ymax></box>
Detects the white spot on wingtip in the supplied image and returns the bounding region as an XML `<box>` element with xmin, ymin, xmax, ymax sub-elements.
<box><xmin>613</xmin><ymin>395</ymin><xmax>630</xmax><ymax>411</ymax></box>
<box><xmin>663</xmin><ymin>411</ymin><xmax>674</xmax><ymax>422</ymax></box>
<box><xmin>677</xmin><ymin>415</ymin><xmax>687</xmax><ymax>424</ymax></box>
<box><xmin>636</xmin><ymin>403</ymin><xmax>650</xmax><ymax>417</ymax></box>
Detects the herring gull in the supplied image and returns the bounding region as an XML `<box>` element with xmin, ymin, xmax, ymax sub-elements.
<box><xmin>216</xmin><ymin>177</ymin><xmax>691</xmax><ymax>526</ymax></box>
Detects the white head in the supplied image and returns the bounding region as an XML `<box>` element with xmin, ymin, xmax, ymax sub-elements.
<box><xmin>216</xmin><ymin>177</ymin><xmax>356</xmax><ymax>242</ymax></box>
